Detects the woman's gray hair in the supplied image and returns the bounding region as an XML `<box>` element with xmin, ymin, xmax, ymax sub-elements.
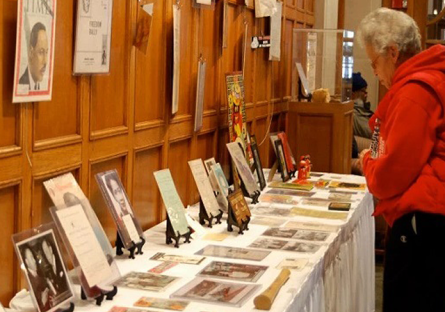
<box><xmin>357</xmin><ymin>8</ymin><xmax>421</xmax><ymax>58</ymax></box>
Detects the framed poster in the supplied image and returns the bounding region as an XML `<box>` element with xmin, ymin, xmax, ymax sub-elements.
<box><xmin>13</xmin><ymin>0</ymin><xmax>57</xmax><ymax>103</ymax></box>
<box><xmin>12</xmin><ymin>226</ymin><xmax>74</xmax><ymax>312</ymax></box>
<box><xmin>73</xmin><ymin>0</ymin><xmax>113</xmax><ymax>74</ymax></box>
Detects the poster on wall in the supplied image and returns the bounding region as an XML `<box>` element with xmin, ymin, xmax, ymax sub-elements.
<box><xmin>172</xmin><ymin>4</ymin><xmax>181</xmax><ymax>114</ymax></box>
<box><xmin>13</xmin><ymin>0</ymin><xmax>57</xmax><ymax>103</ymax></box>
<box><xmin>269</xmin><ymin>1</ymin><xmax>282</xmax><ymax>61</ymax></box>
<box><xmin>226</xmin><ymin>72</ymin><xmax>253</xmax><ymax>165</ymax></box>
<box><xmin>73</xmin><ymin>0</ymin><xmax>114</xmax><ymax>74</ymax></box>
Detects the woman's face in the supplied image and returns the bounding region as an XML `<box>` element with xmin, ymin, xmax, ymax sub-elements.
<box><xmin>365</xmin><ymin>44</ymin><xmax>398</xmax><ymax>89</ymax></box>
<box><xmin>110</xmin><ymin>179</ymin><xmax>125</xmax><ymax>208</ymax></box>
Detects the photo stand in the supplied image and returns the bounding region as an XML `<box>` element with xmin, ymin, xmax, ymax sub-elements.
<box><xmin>57</xmin><ymin>302</ymin><xmax>75</xmax><ymax>312</ymax></box>
<box><xmin>81</xmin><ymin>286</ymin><xmax>118</xmax><ymax>306</ymax></box>
<box><xmin>267</xmin><ymin>160</ymin><xmax>295</xmax><ymax>181</ymax></box>
<box><xmin>226</xmin><ymin>199</ymin><xmax>251</xmax><ymax>235</ymax></box>
<box><xmin>166</xmin><ymin>216</ymin><xmax>193</xmax><ymax>248</ymax></box>
<box><xmin>115</xmin><ymin>231</ymin><xmax>146</xmax><ymax>259</ymax></box>
<box><xmin>199</xmin><ymin>197</ymin><xmax>223</xmax><ymax>228</ymax></box>
<box><xmin>240</xmin><ymin>181</ymin><xmax>260</xmax><ymax>204</ymax></box>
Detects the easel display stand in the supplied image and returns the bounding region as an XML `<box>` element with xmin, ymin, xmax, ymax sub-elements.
<box><xmin>115</xmin><ymin>232</ymin><xmax>146</xmax><ymax>259</ymax></box>
<box><xmin>267</xmin><ymin>160</ymin><xmax>295</xmax><ymax>182</ymax></box>
<box><xmin>227</xmin><ymin>200</ymin><xmax>251</xmax><ymax>235</ymax></box>
<box><xmin>81</xmin><ymin>286</ymin><xmax>118</xmax><ymax>306</ymax></box>
<box><xmin>166</xmin><ymin>216</ymin><xmax>193</xmax><ymax>248</ymax></box>
<box><xmin>199</xmin><ymin>198</ymin><xmax>223</xmax><ymax>228</ymax></box>
<box><xmin>240</xmin><ymin>182</ymin><xmax>260</xmax><ymax>204</ymax></box>
<box><xmin>58</xmin><ymin>302</ymin><xmax>75</xmax><ymax>312</ymax></box>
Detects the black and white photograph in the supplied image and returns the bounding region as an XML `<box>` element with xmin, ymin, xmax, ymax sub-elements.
<box><xmin>14</xmin><ymin>229</ymin><xmax>74</xmax><ymax>312</ymax></box>
<box><xmin>249</xmin><ymin>237</ymin><xmax>321</xmax><ymax>253</ymax></box>
<box><xmin>96</xmin><ymin>170</ymin><xmax>144</xmax><ymax>249</ymax></box>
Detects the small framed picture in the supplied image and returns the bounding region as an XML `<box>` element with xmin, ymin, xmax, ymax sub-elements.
<box><xmin>12</xmin><ymin>226</ymin><xmax>74</xmax><ymax>312</ymax></box>
<box><xmin>274</xmin><ymin>139</ymin><xmax>290</xmax><ymax>182</ymax></box>
<box><xmin>227</xmin><ymin>189</ymin><xmax>251</xmax><ymax>226</ymax></box>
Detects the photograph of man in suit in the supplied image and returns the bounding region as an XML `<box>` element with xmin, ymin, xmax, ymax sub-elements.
<box><xmin>19</xmin><ymin>22</ymin><xmax>48</xmax><ymax>91</ymax></box>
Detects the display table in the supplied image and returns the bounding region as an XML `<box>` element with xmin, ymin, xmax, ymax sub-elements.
<box><xmin>69</xmin><ymin>173</ymin><xmax>374</xmax><ymax>312</ymax></box>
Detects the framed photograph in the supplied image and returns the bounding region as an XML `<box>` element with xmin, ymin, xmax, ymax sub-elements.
<box><xmin>226</xmin><ymin>142</ymin><xmax>259</xmax><ymax>195</ymax></box>
<box><xmin>96</xmin><ymin>170</ymin><xmax>144</xmax><ymax>249</ymax></box>
<box><xmin>203</xmin><ymin>157</ymin><xmax>217</xmax><ymax>174</ymax></box>
<box><xmin>13</xmin><ymin>0</ymin><xmax>57</xmax><ymax>103</ymax></box>
<box><xmin>134</xmin><ymin>297</ymin><xmax>189</xmax><ymax>311</ymax></box>
<box><xmin>73</xmin><ymin>0</ymin><xmax>113</xmax><ymax>74</ymax></box>
<box><xmin>170</xmin><ymin>278</ymin><xmax>260</xmax><ymax>307</ymax></box>
<box><xmin>195</xmin><ymin>245</ymin><xmax>270</xmax><ymax>262</ymax></box>
<box><xmin>250</xmin><ymin>135</ymin><xmax>266</xmax><ymax>190</ymax></box>
<box><xmin>249</xmin><ymin>238</ymin><xmax>321</xmax><ymax>253</ymax></box>
<box><xmin>150</xmin><ymin>252</ymin><xmax>206</xmax><ymax>265</ymax></box>
<box><xmin>198</xmin><ymin>261</ymin><xmax>268</xmax><ymax>283</ymax></box>
<box><xmin>153</xmin><ymin>169</ymin><xmax>190</xmax><ymax>236</ymax></box>
<box><xmin>274</xmin><ymin>139</ymin><xmax>290</xmax><ymax>182</ymax></box>
<box><xmin>115</xmin><ymin>272</ymin><xmax>179</xmax><ymax>292</ymax></box>
<box><xmin>188</xmin><ymin>159</ymin><xmax>221</xmax><ymax>216</ymax></box>
<box><xmin>12</xmin><ymin>227</ymin><xmax>74</xmax><ymax>312</ymax></box>
<box><xmin>43</xmin><ymin>173</ymin><xmax>121</xmax><ymax>291</ymax></box>
<box><xmin>227</xmin><ymin>189</ymin><xmax>251</xmax><ymax>226</ymax></box>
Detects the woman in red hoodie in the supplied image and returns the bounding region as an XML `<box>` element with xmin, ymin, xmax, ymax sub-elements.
<box><xmin>357</xmin><ymin>8</ymin><xmax>445</xmax><ymax>312</ymax></box>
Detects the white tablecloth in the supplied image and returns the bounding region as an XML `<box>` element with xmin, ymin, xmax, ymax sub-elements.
<box><xmin>27</xmin><ymin>173</ymin><xmax>375</xmax><ymax>312</ymax></box>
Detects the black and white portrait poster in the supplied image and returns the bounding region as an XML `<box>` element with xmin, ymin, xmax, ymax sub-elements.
<box><xmin>73</xmin><ymin>0</ymin><xmax>113</xmax><ymax>74</ymax></box>
<box><xmin>95</xmin><ymin>170</ymin><xmax>144</xmax><ymax>249</ymax></box>
<box><xmin>13</xmin><ymin>229</ymin><xmax>74</xmax><ymax>312</ymax></box>
<box><xmin>13</xmin><ymin>0</ymin><xmax>57</xmax><ymax>103</ymax></box>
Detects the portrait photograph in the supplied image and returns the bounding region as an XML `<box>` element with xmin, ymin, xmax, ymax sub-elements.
<box><xmin>96</xmin><ymin>170</ymin><xmax>144</xmax><ymax>248</ymax></box>
<box><xmin>13</xmin><ymin>229</ymin><xmax>74</xmax><ymax>312</ymax></box>
<box><xmin>13</xmin><ymin>0</ymin><xmax>57</xmax><ymax>103</ymax></box>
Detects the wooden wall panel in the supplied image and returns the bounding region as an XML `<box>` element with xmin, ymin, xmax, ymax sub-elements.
<box><xmin>176</xmin><ymin>2</ymin><xmax>196</xmax><ymax>117</ymax></box>
<box><xmin>0</xmin><ymin>1</ymin><xmax>19</xmax><ymax>152</ymax></box>
<box><xmin>133</xmin><ymin>147</ymin><xmax>162</xmax><ymax>229</ymax></box>
<box><xmin>168</xmin><ymin>139</ymin><xmax>190</xmax><ymax>205</ymax></box>
<box><xmin>89</xmin><ymin>156</ymin><xmax>127</xmax><ymax>243</ymax></box>
<box><xmin>0</xmin><ymin>0</ymin><xmax>314</xmax><ymax>304</ymax></box>
<box><xmin>134</xmin><ymin>1</ymin><xmax>165</xmax><ymax>126</ymax></box>
<box><xmin>90</xmin><ymin>0</ymin><xmax>130</xmax><ymax>135</ymax></box>
<box><xmin>34</xmin><ymin>0</ymin><xmax>79</xmax><ymax>146</ymax></box>
<box><xmin>0</xmin><ymin>184</ymin><xmax>18</xmax><ymax>306</ymax></box>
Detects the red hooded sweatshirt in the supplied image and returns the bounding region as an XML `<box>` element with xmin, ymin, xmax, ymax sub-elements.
<box><xmin>363</xmin><ymin>44</ymin><xmax>445</xmax><ymax>227</ymax></box>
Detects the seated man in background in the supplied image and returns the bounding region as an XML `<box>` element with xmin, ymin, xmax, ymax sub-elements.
<box><xmin>351</xmin><ymin>72</ymin><xmax>373</xmax><ymax>174</ymax></box>
<box><xmin>352</xmin><ymin>72</ymin><xmax>373</xmax><ymax>139</ymax></box>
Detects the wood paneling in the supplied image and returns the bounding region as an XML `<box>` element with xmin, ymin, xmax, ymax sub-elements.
<box><xmin>133</xmin><ymin>147</ymin><xmax>162</xmax><ymax>229</ymax></box>
<box><xmin>0</xmin><ymin>1</ymin><xmax>20</xmax><ymax>153</ymax></box>
<box><xmin>0</xmin><ymin>184</ymin><xmax>19</xmax><ymax>307</ymax></box>
<box><xmin>34</xmin><ymin>1</ymin><xmax>79</xmax><ymax>146</ymax></box>
<box><xmin>168</xmin><ymin>139</ymin><xmax>190</xmax><ymax>205</ymax></box>
<box><xmin>135</xmin><ymin>1</ymin><xmax>165</xmax><ymax>126</ymax></box>
<box><xmin>90</xmin><ymin>0</ymin><xmax>130</xmax><ymax>135</ymax></box>
<box><xmin>0</xmin><ymin>0</ymin><xmax>315</xmax><ymax>304</ymax></box>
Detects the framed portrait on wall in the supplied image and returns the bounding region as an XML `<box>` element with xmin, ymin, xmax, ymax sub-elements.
<box><xmin>13</xmin><ymin>0</ymin><xmax>57</xmax><ymax>103</ymax></box>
